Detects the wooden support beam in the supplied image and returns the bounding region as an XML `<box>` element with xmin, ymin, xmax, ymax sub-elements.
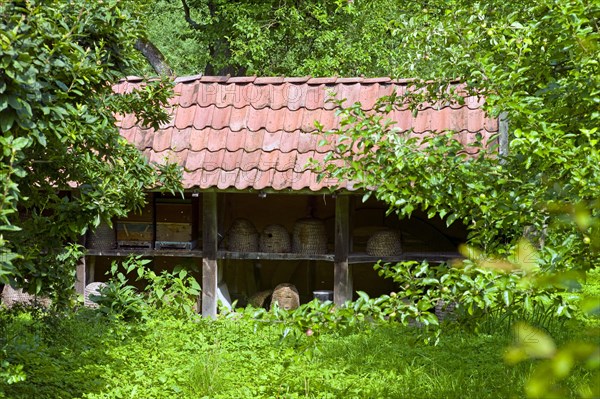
<box><xmin>75</xmin><ymin>234</ymin><xmax>87</xmax><ymax>294</ymax></box>
<box><xmin>75</xmin><ymin>256</ymin><xmax>86</xmax><ymax>295</ymax></box>
<box><xmin>202</xmin><ymin>191</ymin><xmax>218</xmax><ymax>318</ymax></box>
<box><xmin>334</xmin><ymin>195</ymin><xmax>352</xmax><ymax>306</ymax></box>
<box><xmin>499</xmin><ymin>111</ymin><xmax>509</xmax><ymax>159</ymax></box>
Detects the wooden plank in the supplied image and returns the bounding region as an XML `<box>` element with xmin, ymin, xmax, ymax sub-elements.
<box><xmin>86</xmin><ymin>249</ymin><xmax>203</xmax><ymax>257</ymax></box>
<box><xmin>334</xmin><ymin>195</ymin><xmax>352</xmax><ymax>306</ymax></box>
<box><xmin>152</xmin><ymin>192</ymin><xmax>157</xmax><ymax>245</ymax></box>
<box><xmin>202</xmin><ymin>191</ymin><xmax>218</xmax><ymax>318</ymax></box>
<box><xmin>84</xmin><ymin>248</ymin><xmax>459</xmax><ymax>263</ymax></box>
<box><xmin>218</xmin><ymin>251</ymin><xmax>334</xmax><ymax>261</ymax></box>
<box><xmin>348</xmin><ymin>252</ymin><xmax>462</xmax><ymax>264</ymax></box>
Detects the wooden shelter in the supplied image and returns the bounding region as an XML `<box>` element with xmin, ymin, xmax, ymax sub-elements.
<box><xmin>80</xmin><ymin>75</ymin><xmax>500</xmax><ymax>317</ymax></box>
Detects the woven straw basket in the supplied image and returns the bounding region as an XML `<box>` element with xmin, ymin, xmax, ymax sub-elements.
<box><xmin>226</xmin><ymin>218</ymin><xmax>259</xmax><ymax>252</ymax></box>
<box><xmin>366</xmin><ymin>229</ymin><xmax>402</xmax><ymax>256</ymax></box>
<box><xmin>84</xmin><ymin>282</ymin><xmax>107</xmax><ymax>308</ymax></box>
<box><xmin>259</xmin><ymin>224</ymin><xmax>291</xmax><ymax>253</ymax></box>
<box><xmin>1</xmin><ymin>285</ymin><xmax>51</xmax><ymax>308</ymax></box>
<box><xmin>87</xmin><ymin>222</ymin><xmax>116</xmax><ymax>250</ymax></box>
<box><xmin>270</xmin><ymin>283</ymin><xmax>300</xmax><ymax>311</ymax></box>
<box><xmin>248</xmin><ymin>289</ymin><xmax>273</xmax><ymax>309</ymax></box>
<box><xmin>435</xmin><ymin>300</ymin><xmax>458</xmax><ymax>322</ymax></box>
<box><xmin>292</xmin><ymin>218</ymin><xmax>327</xmax><ymax>254</ymax></box>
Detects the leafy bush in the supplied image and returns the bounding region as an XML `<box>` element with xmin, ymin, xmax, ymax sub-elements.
<box><xmin>375</xmin><ymin>258</ymin><xmax>579</xmax><ymax>335</ymax></box>
<box><xmin>92</xmin><ymin>256</ymin><xmax>200</xmax><ymax>320</ymax></box>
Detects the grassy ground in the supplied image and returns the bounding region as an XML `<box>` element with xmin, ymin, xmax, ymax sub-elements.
<box><xmin>1</xmin><ymin>305</ymin><xmax>596</xmax><ymax>399</ymax></box>
<box><xmin>0</xmin><ymin>269</ymin><xmax>598</xmax><ymax>399</ymax></box>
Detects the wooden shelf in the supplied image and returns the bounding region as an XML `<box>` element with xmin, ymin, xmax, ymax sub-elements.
<box><xmin>348</xmin><ymin>252</ymin><xmax>462</xmax><ymax>264</ymax></box>
<box><xmin>217</xmin><ymin>251</ymin><xmax>334</xmax><ymax>261</ymax></box>
<box><xmin>86</xmin><ymin>249</ymin><xmax>461</xmax><ymax>262</ymax></box>
<box><xmin>86</xmin><ymin>249</ymin><xmax>203</xmax><ymax>258</ymax></box>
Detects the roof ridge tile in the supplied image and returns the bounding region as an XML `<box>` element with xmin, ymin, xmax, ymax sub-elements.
<box><xmin>362</xmin><ymin>77</ymin><xmax>392</xmax><ymax>83</ymax></box>
<box><xmin>255</xmin><ymin>77</ymin><xmax>285</xmax><ymax>84</ymax></box>
<box><xmin>336</xmin><ymin>77</ymin><xmax>363</xmax><ymax>83</ymax></box>
<box><xmin>307</xmin><ymin>77</ymin><xmax>338</xmax><ymax>85</ymax></box>
<box><xmin>200</xmin><ymin>76</ymin><xmax>230</xmax><ymax>83</ymax></box>
<box><xmin>228</xmin><ymin>76</ymin><xmax>257</xmax><ymax>83</ymax></box>
<box><xmin>175</xmin><ymin>74</ymin><xmax>204</xmax><ymax>83</ymax></box>
<box><xmin>284</xmin><ymin>76</ymin><xmax>310</xmax><ymax>83</ymax></box>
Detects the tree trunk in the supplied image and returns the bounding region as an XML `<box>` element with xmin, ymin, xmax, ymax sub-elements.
<box><xmin>135</xmin><ymin>38</ymin><xmax>173</xmax><ymax>76</ymax></box>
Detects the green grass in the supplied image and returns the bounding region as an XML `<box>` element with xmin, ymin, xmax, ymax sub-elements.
<box><xmin>2</xmin><ymin>271</ymin><xmax>599</xmax><ymax>399</ymax></box>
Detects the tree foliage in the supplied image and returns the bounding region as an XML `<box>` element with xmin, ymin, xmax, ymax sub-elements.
<box><xmin>322</xmin><ymin>0</ymin><xmax>600</xmax><ymax>269</ymax></box>
<box><xmin>314</xmin><ymin>3</ymin><xmax>599</xmax><ymax>395</ymax></box>
<box><xmin>0</xmin><ymin>0</ymin><xmax>180</xmax><ymax>302</ymax></box>
<box><xmin>146</xmin><ymin>0</ymin><xmax>439</xmax><ymax>76</ymax></box>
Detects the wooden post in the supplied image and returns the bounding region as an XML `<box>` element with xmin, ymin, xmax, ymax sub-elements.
<box><xmin>75</xmin><ymin>234</ymin><xmax>87</xmax><ymax>294</ymax></box>
<box><xmin>202</xmin><ymin>191</ymin><xmax>218</xmax><ymax>318</ymax></box>
<box><xmin>499</xmin><ymin>111</ymin><xmax>509</xmax><ymax>160</ymax></box>
<box><xmin>75</xmin><ymin>256</ymin><xmax>86</xmax><ymax>295</ymax></box>
<box><xmin>334</xmin><ymin>195</ymin><xmax>352</xmax><ymax>306</ymax></box>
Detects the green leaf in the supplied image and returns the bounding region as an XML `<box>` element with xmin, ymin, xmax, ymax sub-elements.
<box><xmin>0</xmin><ymin>225</ymin><xmax>21</xmax><ymax>232</ymax></box>
<box><xmin>421</xmin><ymin>277</ymin><xmax>439</xmax><ymax>285</ymax></box>
<box><xmin>56</xmin><ymin>80</ymin><xmax>68</xmax><ymax>91</ymax></box>
<box><xmin>502</xmin><ymin>290</ymin><xmax>513</xmax><ymax>306</ymax></box>
<box><xmin>523</xmin><ymin>296</ymin><xmax>533</xmax><ymax>313</ymax></box>
<box><xmin>12</xmin><ymin>137</ymin><xmax>30</xmax><ymax>150</ymax></box>
<box><xmin>0</xmin><ymin>111</ymin><xmax>15</xmax><ymax>132</ymax></box>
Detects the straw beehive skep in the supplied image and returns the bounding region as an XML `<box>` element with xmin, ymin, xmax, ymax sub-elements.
<box><xmin>84</xmin><ymin>282</ymin><xmax>107</xmax><ymax>308</ymax></box>
<box><xmin>226</xmin><ymin>218</ymin><xmax>259</xmax><ymax>252</ymax></box>
<box><xmin>86</xmin><ymin>222</ymin><xmax>116</xmax><ymax>250</ymax></box>
<box><xmin>248</xmin><ymin>289</ymin><xmax>273</xmax><ymax>309</ymax></box>
<box><xmin>435</xmin><ymin>300</ymin><xmax>458</xmax><ymax>322</ymax></box>
<box><xmin>1</xmin><ymin>285</ymin><xmax>51</xmax><ymax>308</ymax></box>
<box><xmin>292</xmin><ymin>218</ymin><xmax>327</xmax><ymax>254</ymax></box>
<box><xmin>259</xmin><ymin>224</ymin><xmax>291</xmax><ymax>253</ymax></box>
<box><xmin>270</xmin><ymin>283</ymin><xmax>300</xmax><ymax>311</ymax></box>
<box><xmin>366</xmin><ymin>229</ymin><xmax>402</xmax><ymax>256</ymax></box>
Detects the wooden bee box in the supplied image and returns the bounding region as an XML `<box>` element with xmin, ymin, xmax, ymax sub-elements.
<box><xmin>116</xmin><ymin>221</ymin><xmax>153</xmax><ymax>241</ymax></box>
<box><xmin>156</xmin><ymin>203</ymin><xmax>192</xmax><ymax>223</ymax></box>
<box><xmin>121</xmin><ymin>194</ymin><xmax>154</xmax><ymax>222</ymax></box>
<box><xmin>156</xmin><ymin>222</ymin><xmax>194</xmax><ymax>242</ymax></box>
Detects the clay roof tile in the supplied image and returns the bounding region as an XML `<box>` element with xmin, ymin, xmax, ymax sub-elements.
<box><xmin>227</xmin><ymin>76</ymin><xmax>256</xmax><ymax>83</ymax></box>
<box><xmin>307</xmin><ymin>77</ymin><xmax>338</xmax><ymax>85</ymax></box>
<box><xmin>255</xmin><ymin>76</ymin><xmax>285</xmax><ymax>84</ymax></box>
<box><xmin>116</xmin><ymin>76</ymin><xmax>498</xmax><ymax>191</ymax></box>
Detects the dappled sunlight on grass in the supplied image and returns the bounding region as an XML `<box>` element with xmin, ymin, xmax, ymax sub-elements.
<box><xmin>1</xmin><ymin>307</ymin><xmax>596</xmax><ymax>399</ymax></box>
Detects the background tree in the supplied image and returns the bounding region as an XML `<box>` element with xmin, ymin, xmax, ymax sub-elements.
<box><xmin>145</xmin><ymin>0</ymin><xmax>433</xmax><ymax>76</ymax></box>
<box><xmin>0</xmin><ymin>0</ymin><xmax>181</xmax><ymax>303</ymax></box>
<box><xmin>313</xmin><ymin>2</ymin><xmax>599</xmax><ymax>394</ymax></box>
<box><xmin>322</xmin><ymin>0</ymin><xmax>599</xmax><ymax>268</ymax></box>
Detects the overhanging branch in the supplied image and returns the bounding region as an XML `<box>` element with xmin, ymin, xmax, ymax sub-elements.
<box><xmin>134</xmin><ymin>38</ymin><xmax>173</xmax><ymax>76</ymax></box>
<box><xmin>181</xmin><ymin>0</ymin><xmax>201</xmax><ymax>30</ymax></box>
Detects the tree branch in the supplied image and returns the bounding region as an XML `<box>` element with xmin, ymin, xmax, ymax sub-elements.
<box><xmin>134</xmin><ymin>38</ymin><xmax>173</xmax><ymax>76</ymax></box>
<box><xmin>181</xmin><ymin>0</ymin><xmax>201</xmax><ymax>30</ymax></box>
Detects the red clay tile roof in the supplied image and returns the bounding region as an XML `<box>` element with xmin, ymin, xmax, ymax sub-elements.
<box><xmin>116</xmin><ymin>76</ymin><xmax>498</xmax><ymax>191</ymax></box>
